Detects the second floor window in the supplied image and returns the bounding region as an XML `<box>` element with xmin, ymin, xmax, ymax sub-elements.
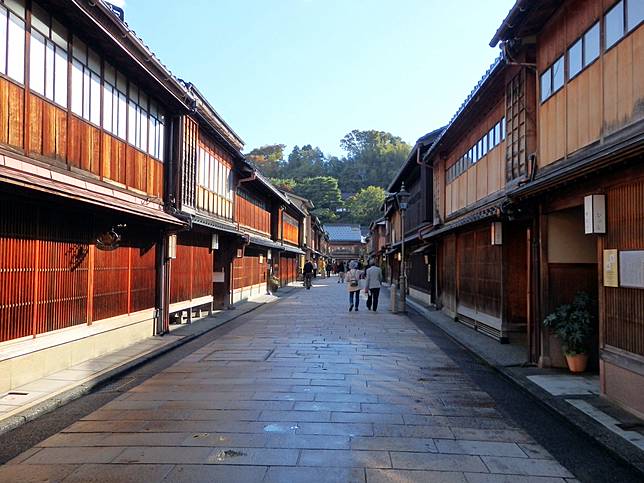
<box><xmin>0</xmin><ymin>1</ymin><xmax>25</xmax><ymax>84</ymax></box>
<box><xmin>198</xmin><ymin>144</ymin><xmax>233</xmax><ymax>201</ymax></box>
<box><xmin>29</xmin><ymin>2</ymin><xmax>67</xmax><ymax>107</ymax></box>
<box><xmin>71</xmin><ymin>37</ymin><xmax>100</xmax><ymax>125</ymax></box>
<box><xmin>540</xmin><ymin>55</ymin><xmax>564</xmax><ymax>102</ymax></box>
<box><xmin>102</xmin><ymin>63</ymin><xmax>127</xmax><ymax>140</ymax></box>
<box><xmin>69</xmin><ymin>36</ymin><xmax>165</xmax><ymax>159</ymax></box>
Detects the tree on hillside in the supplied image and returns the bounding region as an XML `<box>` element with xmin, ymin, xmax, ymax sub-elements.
<box><xmin>246</xmin><ymin>144</ymin><xmax>285</xmax><ymax>177</ymax></box>
<box><xmin>292</xmin><ymin>177</ymin><xmax>343</xmax><ymax>224</ymax></box>
<box><xmin>284</xmin><ymin>145</ymin><xmax>327</xmax><ymax>179</ymax></box>
<box><xmin>339</xmin><ymin>130</ymin><xmax>411</xmax><ymax>193</ymax></box>
<box><xmin>344</xmin><ymin>186</ymin><xmax>386</xmax><ymax>226</ymax></box>
<box><xmin>270</xmin><ymin>178</ymin><xmax>297</xmax><ymax>193</ymax></box>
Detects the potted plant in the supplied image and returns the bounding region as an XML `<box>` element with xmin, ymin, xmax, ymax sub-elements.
<box><xmin>269</xmin><ymin>276</ymin><xmax>280</xmax><ymax>293</ymax></box>
<box><xmin>542</xmin><ymin>292</ymin><xmax>594</xmax><ymax>373</ymax></box>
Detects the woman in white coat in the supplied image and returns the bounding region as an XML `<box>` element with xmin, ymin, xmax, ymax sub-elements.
<box><xmin>346</xmin><ymin>260</ymin><xmax>363</xmax><ymax>312</ymax></box>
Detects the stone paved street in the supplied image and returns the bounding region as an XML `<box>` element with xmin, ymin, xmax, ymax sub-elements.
<box><xmin>0</xmin><ymin>278</ymin><xmax>579</xmax><ymax>482</ymax></box>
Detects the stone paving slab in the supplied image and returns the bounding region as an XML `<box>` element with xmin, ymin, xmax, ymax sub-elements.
<box><xmin>0</xmin><ymin>277</ymin><xmax>577</xmax><ymax>482</ymax></box>
<box><xmin>0</xmin><ymin>289</ymin><xmax>296</xmax><ymax>437</ymax></box>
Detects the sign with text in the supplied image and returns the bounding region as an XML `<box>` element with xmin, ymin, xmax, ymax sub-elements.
<box><xmin>603</xmin><ymin>249</ymin><xmax>618</xmax><ymax>288</ymax></box>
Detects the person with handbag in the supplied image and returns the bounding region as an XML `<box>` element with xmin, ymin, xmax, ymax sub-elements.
<box><xmin>346</xmin><ymin>260</ymin><xmax>364</xmax><ymax>312</ymax></box>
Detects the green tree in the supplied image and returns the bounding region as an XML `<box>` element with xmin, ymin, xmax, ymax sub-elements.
<box><xmin>283</xmin><ymin>145</ymin><xmax>327</xmax><ymax>179</ymax></box>
<box><xmin>246</xmin><ymin>144</ymin><xmax>286</xmax><ymax>178</ymax></box>
<box><xmin>339</xmin><ymin>130</ymin><xmax>411</xmax><ymax>193</ymax></box>
<box><xmin>270</xmin><ymin>177</ymin><xmax>297</xmax><ymax>193</ymax></box>
<box><xmin>344</xmin><ymin>186</ymin><xmax>386</xmax><ymax>225</ymax></box>
<box><xmin>292</xmin><ymin>176</ymin><xmax>343</xmax><ymax>224</ymax></box>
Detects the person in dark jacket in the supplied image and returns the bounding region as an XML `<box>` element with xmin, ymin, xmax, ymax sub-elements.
<box><xmin>303</xmin><ymin>260</ymin><xmax>314</xmax><ymax>289</ymax></box>
<box><xmin>336</xmin><ymin>261</ymin><xmax>345</xmax><ymax>283</ymax></box>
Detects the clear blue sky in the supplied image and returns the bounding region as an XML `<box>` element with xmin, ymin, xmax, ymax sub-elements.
<box><xmin>118</xmin><ymin>0</ymin><xmax>515</xmax><ymax>157</ymax></box>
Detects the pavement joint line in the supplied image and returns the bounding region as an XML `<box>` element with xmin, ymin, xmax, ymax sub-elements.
<box><xmin>403</xmin><ymin>293</ymin><xmax>644</xmax><ymax>479</ymax></box>
<box><xmin>0</xmin><ymin>286</ymin><xmax>300</xmax><ymax>438</ymax></box>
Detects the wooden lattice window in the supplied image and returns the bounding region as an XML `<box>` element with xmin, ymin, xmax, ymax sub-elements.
<box><xmin>505</xmin><ymin>72</ymin><xmax>528</xmax><ymax>181</ymax></box>
<box><xmin>181</xmin><ymin>116</ymin><xmax>199</xmax><ymax>208</ymax></box>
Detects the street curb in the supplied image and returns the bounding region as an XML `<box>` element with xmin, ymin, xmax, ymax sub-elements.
<box><xmin>403</xmin><ymin>297</ymin><xmax>644</xmax><ymax>478</ymax></box>
<box><xmin>0</xmin><ymin>287</ymin><xmax>299</xmax><ymax>437</ymax></box>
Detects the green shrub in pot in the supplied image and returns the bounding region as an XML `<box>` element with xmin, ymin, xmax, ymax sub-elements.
<box><xmin>543</xmin><ymin>292</ymin><xmax>594</xmax><ymax>356</ymax></box>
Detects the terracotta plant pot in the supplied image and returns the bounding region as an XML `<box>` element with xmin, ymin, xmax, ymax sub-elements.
<box><xmin>565</xmin><ymin>353</ymin><xmax>588</xmax><ymax>373</ymax></box>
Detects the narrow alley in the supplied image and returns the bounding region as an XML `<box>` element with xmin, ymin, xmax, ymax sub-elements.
<box><xmin>1</xmin><ymin>278</ymin><xmax>639</xmax><ymax>482</ymax></box>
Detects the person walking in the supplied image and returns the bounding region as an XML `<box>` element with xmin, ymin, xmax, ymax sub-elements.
<box><xmin>337</xmin><ymin>260</ymin><xmax>345</xmax><ymax>283</ymax></box>
<box><xmin>346</xmin><ymin>260</ymin><xmax>363</xmax><ymax>311</ymax></box>
<box><xmin>303</xmin><ymin>259</ymin><xmax>314</xmax><ymax>289</ymax></box>
<box><xmin>364</xmin><ymin>259</ymin><xmax>383</xmax><ymax>312</ymax></box>
<box><xmin>313</xmin><ymin>259</ymin><xmax>318</xmax><ymax>278</ymax></box>
<box><xmin>319</xmin><ymin>258</ymin><xmax>326</xmax><ymax>278</ymax></box>
<box><xmin>325</xmin><ymin>260</ymin><xmax>332</xmax><ymax>278</ymax></box>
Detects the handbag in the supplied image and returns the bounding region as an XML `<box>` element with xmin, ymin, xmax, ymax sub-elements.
<box><xmin>349</xmin><ymin>270</ymin><xmax>359</xmax><ymax>287</ymax></box>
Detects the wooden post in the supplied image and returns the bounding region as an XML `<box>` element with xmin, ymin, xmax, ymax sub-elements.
<box><xmin>537</xmin><ymin>206</ymin><xmax>550</xmax><ymax>367</ymax></box>
<box><xmin>86</xmin><ymin>244</ymin><xmax>95</xmax><ymax>325</ymax></box>
<box><xmin>32</xmin><ymin>239</ymin><xmax>40</xmax><ymax>338</ymax></box>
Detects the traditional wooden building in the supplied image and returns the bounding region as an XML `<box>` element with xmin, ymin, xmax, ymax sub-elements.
<box><xmin>233</xmin><ymin>168</ymin><xmax>297</xmax><ymax>301</ymax></box>
<box><xmin>385</xmin><ymin>129</ymin><xmax>442</xmax><ymax>306</ymax></box>
<box><xmin>367</xmin><ymin>218</ymin><xmax>386</xmax><ymax>264</ymax></box>
<box><xmin>421</xmin><ymin>54</ymin><xmax>534</xmax><ymax>345</ymax></box>
<box><xmin>283</xmin><ymin>191</ymin><xmax>316</xmax><ymax>268</ymax></box>
<box><xmin>491</xmin><ymin>0</ymin><xmax>644</xmax><ymax>416</ymax></box>
<box><xmin>275</xmin><ymin>195</ymin><xmax>305</xmax><ymax>286</ymax></box>
<box><xmin>326</xmin><ymin>224</ymin><xmax>365</xmax><ymax>263</ymax></box>
<box><xmin>167</xmin><ymin>82</ymin><xmax>246</xmax><ymax>318</ymax></box>
<box><xmin>0</xmin><ymin>0</ymin><xmax>189</xmax><ymax>393</ymax></box>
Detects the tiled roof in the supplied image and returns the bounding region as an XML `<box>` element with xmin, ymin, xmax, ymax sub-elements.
<box><xmin>325</xmin><ymin>224</ymin><xmax>363</xmax><ymax>242</ymax></box>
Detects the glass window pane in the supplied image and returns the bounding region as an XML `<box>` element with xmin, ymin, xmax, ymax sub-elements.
<box><xmin>584</xmin><ymin>22</ymin><xmax>600</xmax><ymax>65</ymax></box>
<box><xmin>51</xmin><ymin>18</ymin><xmax>67</xmax><ymax>48</ymax></box>
<box><xmin>103</xmin><ymin>84</ymin><xmax>113</xmax><ymax>132</ymax></box>
<box><xmin>159</xmin><ymin>124</ymin><xmax>164</xmax><ymax>160</ymax></box>
<box><xmin>31</xmin><ymin>2</ymin><xmax>49</xmax><ymax>35</ymax></box>
<box><xmin>45</xmin><ymin>40</ymin><xmax>54</xmax><ymax>100</ymax></box>
<box><xmin>0</xmin><ymin>8</ymin><xmax>8</xmax><ymax>75</ymax></box>
<box><xmin>482</xmin><ymin>136</ymin><xmax>487</xmax><ymax>156</ymax></box>
<box><xmin>29</xmin><ymin>30</ymin><xmax>45</xmax><ymax>95</ymax></box>
<box><xmin>140</xmin><ymin>110</ymin><xmax>148</xmax><ymax>152</ymax></box>
<box><xmin>87</xmin><ymin>47</ymin><xmax>100</xmax><ymax>73</ymax></box>
<box><xmin>7</xmin><ymin>13</ymin><xmax>25</xmax><ymax>83</ymax></box>
<box><xmin>116</xmin><ymin>70</ymin><xmax>127</xmax><ymax>93</ymax></box>
<box><xmin>139</xmin><ymin>91</ymin><xmax>148</xmax><ymax>110</ymax></box>
<box><xmin>606</xmin><ymin>1</ymin><xmax>625</xmax><ymax>48</ymax></box>
<box><xmin>90</xmin><ymin>72</ymin><xmax>100</xmax><ymax>125</ymax></box>
<box><xmin>117</xmin><ymin>92</ymin><xmax>127</xmax><ymax>139</ymax></box>
<box><xmin>628</xmin><ymin>0</ymin><xmax>644</xmax><ymax>30</ymax></box>
<box><xmin>72</xmin><ymin>35</ymin><xmax>85</xmax><ymax>62</ymax></box>
<box><xmin>147</xmin><ymin>117</ymin><xmax>155</xmax><ymax>155</ymax></box>
<box><xmin>136</xmin><ymin>107</ymin><xmax>142</xmax><ymax>148</ymax></box>
<box><xmin>54</xmin><ymin>46</ymin><xmax>67</xmax><ymax>106</ymax></box>
<box><xmin>552</xmin><ymin>56</ymin><xmax>564</xmax><ymax>91</ymax></box>
<box><xmin>540</xmin><ymin>68</ymin><xmax>551</xmax><ymax>101</ymax></box>
<box><xmin>128</xmin><ymin>100</ymin><xmax>137</xmax><ymax>143</ymax></box>
<box><xmin>111</xmin><ymin>88</ymin><xmax>118</xmax><ymax>135</ymax></box>
<box><xmin>568</xmin><ymin>38</ymin><xmax>582</xmax><ymax>78</ymax></box>
<box><xmin>129</xmin><ymin>82</ymin><xmax>138</xmax><ymax>103</ymax></box>
<box><xmin>104</xmin><ymin>62</ymin><xmax>115</xmax><ymax>85</ymax></box>
<box><xmin>71</xmin><ymin>59</ymin><xmax>83</xmax><ymax>115</ymax></box>
<box><xmin>494</xmin><ymin>123</ymin><xmax>500</xmax><ymax>145</ymax></box>
<box><xmin>501</xmin><ymin>117</ymin><xmax>506</xmax><ymax>139</ymax></box>
<box><xmin>5</xmin><ymin>0</ymin><xmax>25</xmax><ymax>18</ymax></box>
